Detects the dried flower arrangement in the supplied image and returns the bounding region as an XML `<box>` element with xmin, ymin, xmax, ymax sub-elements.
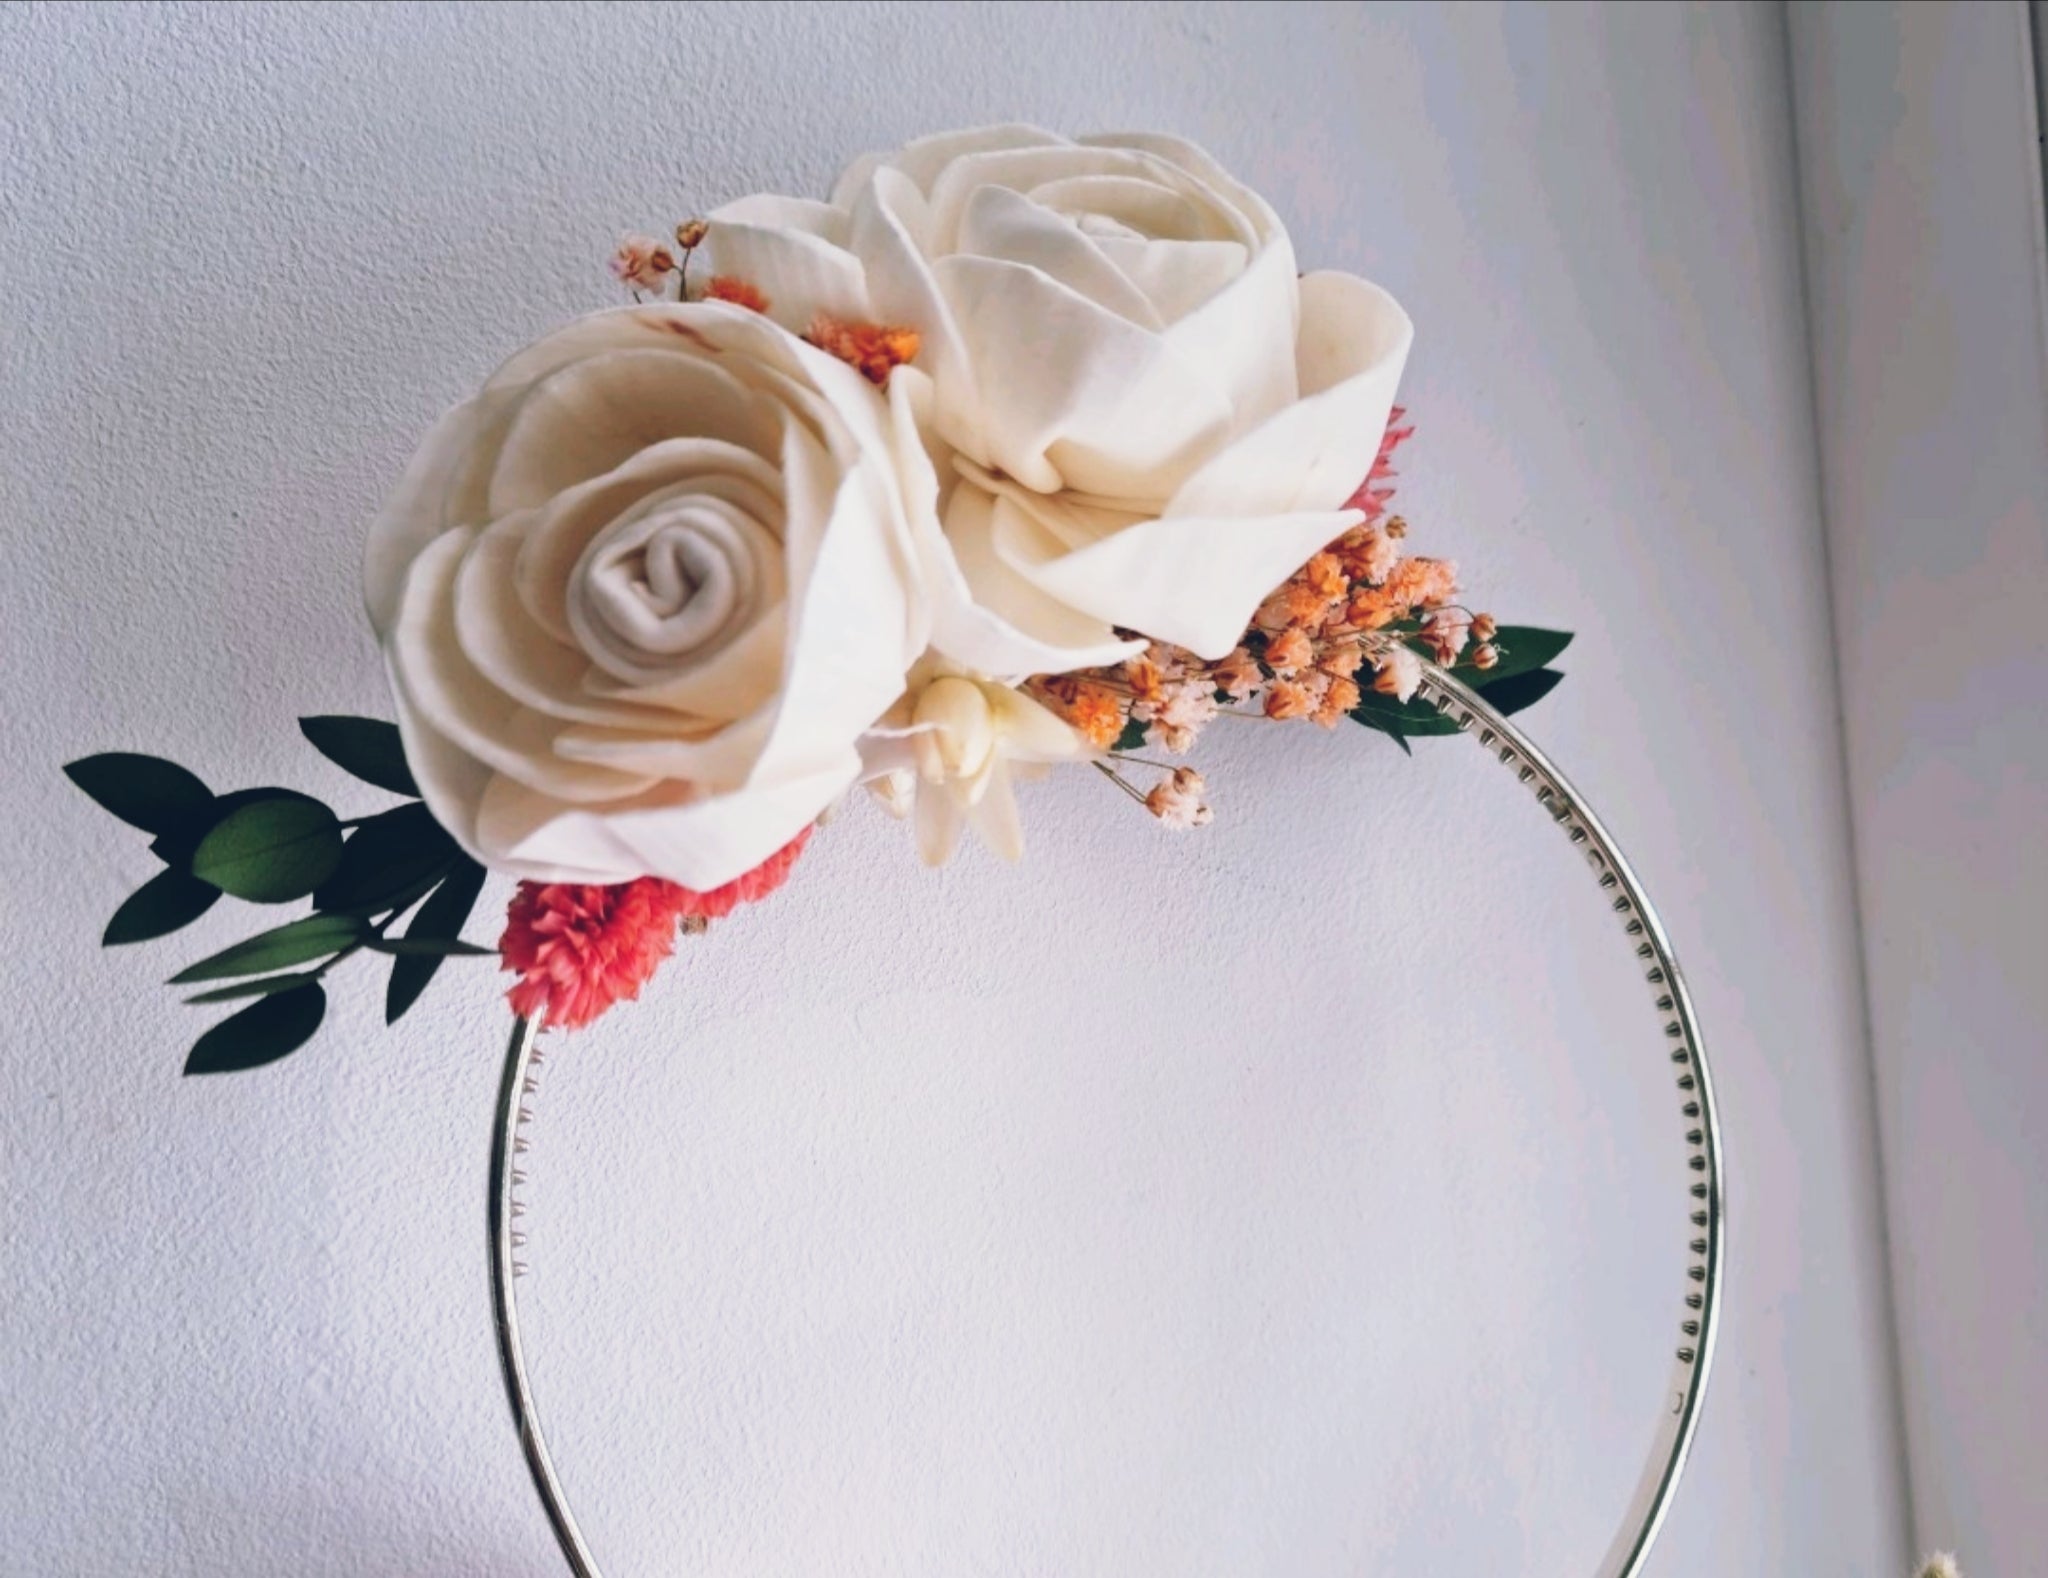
<box><xmin>65</xmin><ymin>125</ymin><xmax>1569</xmax><ymax>1067</ymax></box>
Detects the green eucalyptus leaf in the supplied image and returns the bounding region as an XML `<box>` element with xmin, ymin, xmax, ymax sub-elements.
<box><xmin>1349</xmin><ymin>692</ymin><xmax>1462</xmax><ymax>738</ymax></box>
<box><xmin>314</xmin><ymin>802</ymin><xmax>458</xmax><ymax>914</ymax></box>
<box><xmin>1112</xmin><ymin>717</ymin><xmax>1149</xmax><ymax>753</ymax></box>
<box><xmin>148</xmin><ymin>786</ymin><xmax>272</xmax><ymax>872</ymax></box>
<box><xmin>169</xmin><ymin>913</ymin><xmax>364</xmax><ymax>984</ymax></box>
<box><xmin>385</xmin><ymin>859</ymin><xmax>487</xmax><ymax>1026</ymax></box>
<box><xmin>192</xmin><ymin>793</ymin><xmax>344</xmax><ymax>903</ymax></box>
<box><xmin>369</xmin><ymin>937</ymin><xmax>494</xmax><ymax>957</ymax></box>
<box><xmin>184</xmin><ymin>983</ymin><xmax>326</xmax><ymax>1075</ymax></box>
<box><xmin>183</xmin><ymin>972</ymin><xmax>320</xmax><ymax>1005</ymax></box>
<box><xmin>63</xmin><ymin>753</ymin><xmax>212</xmax><ymax>835</ymax></box>
<box><xmin>103</xmin><ymin>868</ymin><xmax>221</xmax><ymax>946</ymax></box>
<box><xmin>1478</xmin><ymin>666</ymin><xmax>1566</xmax><ymax>717</ymax></box>
<box><xmin>299</xmin><ymin>715</ymin><xmax>418</xmax><ymax>798</ymax></box>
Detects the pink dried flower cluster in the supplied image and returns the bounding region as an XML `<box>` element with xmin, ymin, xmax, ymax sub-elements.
<box><xmin>609</xmin><ymin>234</ymin><xmax>676</xmax><ymax>291</ymax></box>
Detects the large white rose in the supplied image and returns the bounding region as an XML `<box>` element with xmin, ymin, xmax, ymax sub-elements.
<box><xmin>699</xmin><ymin>124</ymin><xmax>1413</xmax><ymax>667</ymax></box>
<box><xmin>363</xmin><ymin>302</ymin><xmax>933</xmax><ymax>889</ymax></box>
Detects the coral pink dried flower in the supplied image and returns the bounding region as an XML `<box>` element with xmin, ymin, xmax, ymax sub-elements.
<box><xmin>500</xmin><ymin>878</ymin><xmax>696</xmax><ymax>1031</ymax></box>
<box><xmin>609</xmin><ymin>234</ymin><xmax>676</xmax><ymax>290</ymax></box>
<box><xmin>1342</xmin><ymin>406</ymin><xmax>1414</xmax><ymax>524</ymax></box>
<box><xmin>500</xmin><ymin>828</ymin><xmax>812</xmax><ymax>1030</ymax></box>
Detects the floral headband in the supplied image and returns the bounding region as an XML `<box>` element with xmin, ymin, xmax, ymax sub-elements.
<box><xmin>61</xmin><ymin>126</ymin><xmax>1744</xmax><ymax>1578</ymax></box>
<box><xmin>66</xmin><ymin>124</ymin><xmax>1569</xmax><ymax>1066</ymax></box>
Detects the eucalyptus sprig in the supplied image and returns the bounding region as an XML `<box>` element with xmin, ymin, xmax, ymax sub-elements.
<box><xmin>65</xmin><ymin>716</ymin><xmax>492</xmax><ymax>1075</ymax></box>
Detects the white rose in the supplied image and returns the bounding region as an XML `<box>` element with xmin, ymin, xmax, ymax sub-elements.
<box><xmin>363</xmin><ymin>302</ymin><xmax>933</xmax><ymax>889</ymax></box>
<box><xmin>700</xmin><ymin>124</ymin><xmax>1413</xmax><ymax>667</ymax></box>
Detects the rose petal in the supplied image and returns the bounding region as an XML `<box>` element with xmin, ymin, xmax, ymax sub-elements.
<box><xmin>1009</xmin><ymin>506</ymin><xmax>1361</xmax><ymax>659</ymax></box>
<box><xmin>934</xmin><ymin>252</ymin><xmax>1233</xmax><ymax>496</ymax></box>
<box><xmin>488</xmin><ymin>346</ymin><xmax>781</xmax><ymax>517</ymax></box>
<box><xmin>1157</xmin><ymin>234</ymin><xmax>1301</xmax><ymax>439</ymax></box>
<box><xmin>925</xmin><ymin>483</ymin><xmax>1146</xmax><ymax>678</ymax></box>
<box><xmin>837</xmin><ymin>123</ymin><xmax>1066</xmax><ymax>205</ymax></box>
<box><xmin>515</xmin><ymin>436</ymin><xmax>783</xmax><ymax>642</ymax></box>
<box><xmin>482</xmin><ymin>757</ymin><xmax>853</xmax><ymax>890</ymax></box>
<box><xmin>456</xmin><ymin>510</ymin><xmax>686</xmax><ymax>729</ymax></box>
<box><xmin>699</xmin><ymin>196</ymin><xmax>872</xmax><ymax>335</ymax></box>
<box><xmin>1165</xmin><ymin>270</ymin><xmax>1413</xmax><ymax>519</ymax></box>
<box><xmin>392</xmin><ymin>528</ymin><xmax>659</xmax><ymax>802</ymax></box>
<box><xmin>954</xmin><ymin>182</ymin><xmax>1161</xmax><ymax>328</ymax></box>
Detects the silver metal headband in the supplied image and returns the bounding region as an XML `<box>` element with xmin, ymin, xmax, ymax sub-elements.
<box><xmin>486</xmin><ymin>659</ymin><xmax>1725</xmax><ymax>1577</ymax></box>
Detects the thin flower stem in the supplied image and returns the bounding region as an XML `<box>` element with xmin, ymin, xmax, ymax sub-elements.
<box><xmin>1091</xmin><ymin>760</ymin><xmax>1150</xmax><ymax>806</ymax></box>
<box><xmin>1106</xmin><ymin>754</ymin><xmax>1183</xmax><ymax>771</ymax></box>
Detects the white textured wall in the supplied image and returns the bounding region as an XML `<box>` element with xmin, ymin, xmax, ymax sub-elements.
<box><xmin>1790</xmin><ymin>3</ymin><xmax>2048</xmax><ymax>1569</ymax></box>
<box><xmin>0</xmin><ymin>4</ymin><xmax>1906</xmax><ymax>1574</ymax></box>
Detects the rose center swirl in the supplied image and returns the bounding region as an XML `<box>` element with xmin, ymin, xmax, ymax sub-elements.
<box><xmin>566</xmin><ymin>484</ymin><xmax>783</xmax><ymax>686</ymax></box>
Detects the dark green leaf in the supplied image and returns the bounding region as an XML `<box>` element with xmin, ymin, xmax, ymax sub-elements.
<box><xmin>369</xmin><ymin>937</ymin><xmax>494</xmax><ymax>957</ymax></box>
<box><xmin>184</xmin><ymin>983</ymin><xmax>326</xmax><ymax>1075</ymax></box>
<box><xmin>103</xmin><ymin>868</ymin><xmax>220</xmax><ymax>946</ymax></box>
<box><xmin>192</xmin><ymin>793</ymin><xmax>344</xmax><ymax>903</ymax></box>
<box><xmin>148</xmin><ymin>786</ymin><xmax>272</xmax><ymax>872</ymax></box>
<box><xmin>1349</xmin><ymin>692</ymin><xmax>1462</xmax><ymax>737</ymax></box>
<box><xmin>1478</xmin><ymin>666</ymin><xmax>1566</xmax><ymax>717</ymax></box>
<box><xmin>1112</xmin><ymin>717</ymin><xmax>1149</xmax><ymax>753</ymax></box>
<box><xmin>183</xmin><ymin>972</ymin><xmax>319</xmax><ymax>1005</ymax></box>
<box><xmin>63</xmin><ymin>753</ymin><xmax>212</xmax><ymax>835</ymax></box>
<box><xmin>299</xmin><ymin>715</ymin><xmax>418</xmax><ymax>798</ymax></box>
<box><xmin>385</xmin><ymin>859</ymin><xmax>487</xmax><ymax>1025</ymax></box>
<box><xmin>314</xmin><ymin>802</ymin><xmax>458</xmax><ymax>914</ymax></box>
<box><xmin>169</xmin><ymin>913</ymin><xmax>364</xmax><ymax>984</ymax></box>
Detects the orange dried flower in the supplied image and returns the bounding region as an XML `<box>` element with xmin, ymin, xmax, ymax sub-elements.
<box><xmin>1315</xmin><ymin>675</ymin><xmax>1362</xmax><ymax>727</ymax></box>
<box><xmin>1264</xmin><ymin>678</ymin><xmax>1314</xmax><ymax>720</ymax></box>
<box><xmin>704</xmin><ymin>275</ymin><xmax>770</xmax><ymax>312</ymax></box>
<box><xmin>1265</xmin><ymin>626</ymin><xmax>1314</xmax><ymax>675</ymax></box>
<box><xmin>1122</xmin><ymin>654</ymin><xmax>1164</xmax><ymax>704</ymax></box>
<box><xmin>674</xmin><ymin>217</ymin><xmax>710</xmax><ymax>251</ymax></box>
<box><xmin>1346</xmin><ymin>587</ymin><xmax>1400</xmax><ymax>630</ymax></box>
<box><xmin>1213</xmin><ymin>647</ymin><xmax>1262</xmax><ymax>700</ymax></box>
<box><xmin>1317</xmin><ymin>637</ymin><xmax>1364</xmax><ymax>679</ymax></box>
<box><xmin>1471</xmin><ymin>612</ymin><xmax>1498</xmax><ymax>642</ymax></box>
<box><xmin>1062</xmin><ymin>682</ymin><xmax>1125</xmax><ymax>749</ymax></box>
<box><xmin>1276</xmin><ymin>580</ymin><xmax>1330</xmax><ymax>627</ymax></box>
<box><xmin>808</xmin><ymin>313</ymin><xmax>921</xmax><ymax>385</ymax></box>
<box><xmin>1304</xmin><ymin>551</ymin><xmax>1348</xmax><ymax>603</ymax></box>
<box><xmin>1386</xmin><ymin>556</ymin><xmax>1458</xmax><ymax>610</ymax></box>
<box><xmin>1472</xmin><ymin>642</ymin><xmax>1500</xmax><ymax>671</ymax></box>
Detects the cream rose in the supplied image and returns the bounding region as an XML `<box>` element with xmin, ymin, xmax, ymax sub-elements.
<box><xmin>699</xmin><ymin>124</ymin><xmax>1413</xmax><ymax>668</ymax></box>
<box><xmin>363</xmin><ymin>302</ymin><xmax>933</xmax><ymax>889</ymax></box>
